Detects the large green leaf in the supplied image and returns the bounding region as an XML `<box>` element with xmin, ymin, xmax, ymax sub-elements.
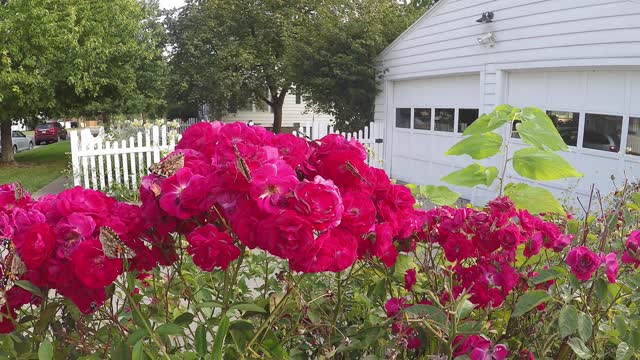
<box><xmin>229</xmin><ymin>303</ymin><xmax>267</xmax><ymax>314</ymax></box>
<box><xmin>567</xmin><ymin>337</ymin><xmax>593</xmax><ymax>359</ymax></box>
<box><xmin>616</xmin><ymin>342</ymin><xmax>632</xmax><ymax>360</ymax></box>
<box><xmin>512</xmin><ymin>147</ymin><xmax>582</xmax><ymax>180</ymax></box>
<box><xmin>504</xmin><ymin>183</ymin><xmax>565</xmax><ymax>214</ymax></box>
<box><xmin>155</xmin><ymin>323</ymin><xmax>184</xmax><ymax>336</ymax></box>
<box><xmin>131</xmin><ymin>341</ymin><xmax>143</xmax><ymax>360</ymax></box>
<box><xmin>463</xmin><ymin>105</ymin><xmax>515</xmax><ymax>136</ymax></box>
<box><xmin>441</xmin><ymin>163</ymin><xmax>498</xmax><ymax>188</ymax></box>
<box><xmin>212</xmin><ymin>315</ymin><xmax>231</xmax><ymax>360</ymax></box>
<box><xmin>420</xmin><ymin>185</ymin><xmax>460</xmax><ymax>206</ymax></box>
<box><xmin>446</xmin><ymin>132</ymin><xmax>503</xmax><ymax>159</ymax></box>
<box><xmin>518</xmin><ymin>107</ymin><xmax>568</xmax><ymax>151</ymax></box>
<box><xmin>38</xmin><ymin>340</ymin><xmax>53</xmax><ymax>360</ymax></box>
<box><xmin>512</xmin><ymin>290</ymin><xmax>551</xmax><ymax>317</ymax></box>
<box><xmin>577</xmin><ymin>312</ymin><xmax>593</xmax><ymax>342</ymax></box>
<box><xmin>559</xmin><ymin>305</ymin><xmax>578</xmax><ymax>338</ymax></box>
<box><xmin>531</xmin><ymin>267</ymin><xmax>565</xmax><ymax>285</ymax></box>
<box><xmin>195</xmin><ymin>325</ymin><xmax>207</xmax><ymax>356</ymax></box>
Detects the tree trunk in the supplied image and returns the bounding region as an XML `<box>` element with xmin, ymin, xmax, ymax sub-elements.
<box><xmin>272</xmin><ymin>101</ymin><xmax>283</xmax><ymax>134</ymax></box>
<box><xmin>0</xmin><ymin>121</ymin><xmax>14</xmax><ymax>164</ymax></box>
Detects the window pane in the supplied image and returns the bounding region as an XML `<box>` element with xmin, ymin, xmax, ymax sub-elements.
<box><xmin>627</xmin><ymin>117</ymin><xmax>640</xmax><ymax>156</ymax></box>
<box><xmin>395</xmin><ymin>108</ymin><xmax>411</xmax><ymax>129</ymax></box>
<box><xmin>583</xmin><ymin>113</ymin><xmax>622</xmax><ymax>152</ymax></box>
<box><xmin>434</xmin><ymin>108</ymin><xmax>454</xmax><ymax>132</ymax></box>
<box><xmin>413</xmin><ymin>108</ymin><xmax>431</xmax><ymax>130</ymax></box>
<box><xmin>458</xmin><ymin>109</ymin><xmax>479</xmax><ymax>133</ymax></box>
<box><xmin>547</xmin><ymin>111</ymin><xmax>580</xmax><ymax>147</ymax></box>
<box><xmin>296</xmin><ymin>94</ymin><xmax>302</xmax><ymax>105</ymax></box>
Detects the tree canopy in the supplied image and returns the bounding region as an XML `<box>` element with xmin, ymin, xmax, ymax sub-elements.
<box><xmin>0</xmin><ymin>0</ymin><xmax>167</xmax><ymax>162</ymax></box>
<box><xmin>167</xmin><ymin>0</ymin><xmax>432</xmax><ymax>133</ymax></box>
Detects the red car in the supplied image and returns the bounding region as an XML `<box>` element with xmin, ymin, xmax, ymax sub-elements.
<box><xmin>34</xmin><ymin>122</ymin><xmax>68</xmax><ymax>145</ymax></box>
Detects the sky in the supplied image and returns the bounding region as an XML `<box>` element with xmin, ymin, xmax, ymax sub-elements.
<box><xmin>159</xmin><ymin>0</ymin><xmax>186</xmax><ymax>10</ymax></box>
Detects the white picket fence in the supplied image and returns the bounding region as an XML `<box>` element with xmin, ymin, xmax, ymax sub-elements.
<box><xmin>295</xmin><ymin>120</ymin><xmax>385</xmax><ymax>168</ymax></box>
<box><xmin>70</xmin><ymin>125</ymin><xmax>179</xmax><ymax>190</ymax></box>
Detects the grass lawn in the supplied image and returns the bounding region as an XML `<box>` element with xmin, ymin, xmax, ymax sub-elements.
<box><xmin>0</xmin><ymin>141</ymin><xmax>70</xmax><ymax>193</ymax></box>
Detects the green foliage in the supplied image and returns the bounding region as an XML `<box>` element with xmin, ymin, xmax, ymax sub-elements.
<box><xmin>504</xmin><ymin>183</ymin><xmax>564</xmax><ymax>214</ymax></box>
<box><xmin>512</xmin><ymin>147</ymin><xmax>582</xmax><ymax>180</ymax></box>
<box><xmin>512</xmin><ymin>290</ymin><xmax>551</xmax><ymax>317</ymax></box>
<box><xmin>445</xmin><ymin>132</ymin><xmax>503</xmax><ymax>160</ymax></box>
<box><xmin>443</xmin><ymin>105</ymin><xmax>582</xmax><ymax>214</ymax></box>
<box><xmin>441</xmin><ymin>163</ymin><xmax>499</xmax><ymax>187</ymax></box>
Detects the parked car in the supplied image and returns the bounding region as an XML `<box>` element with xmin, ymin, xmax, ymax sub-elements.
<box><xmin>559</xmin><ymin>129</ymin><xmax>619</xmax><ymax>152</ymax></box>
<box><xmin>0</xmin><ymin>131</ymin><xmax>34</xmax><ymax>154</ymax></box>
<box><xmin>34</xmin><ymin>122</ymin><xmax>67</xmax><ymax>145</ymax></box>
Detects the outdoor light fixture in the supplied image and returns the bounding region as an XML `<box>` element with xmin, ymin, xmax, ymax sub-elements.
<box><xmin>476</xmin><ymin>11</ymin><xmax>494</xmax><ymax>23</ymax></box>
<box><xmin>477</xmin><ymin>32</ymin><xmax>497</xmax><ymax>47</ymax></box>
<box><xmin>247</xmin><ymin>120</ymin><xmax>255</xmax><ymax>126</ymax></box>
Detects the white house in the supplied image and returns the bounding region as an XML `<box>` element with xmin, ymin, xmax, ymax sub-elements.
<box><xmin>375</xmin><ymin>0</ymin><xmax>640</xmax><ymax>207</ymax></box>
<box><xmin>221</xmin><ymin>92</ymin><xmax>333</xmax><ymax>130</ymax></box>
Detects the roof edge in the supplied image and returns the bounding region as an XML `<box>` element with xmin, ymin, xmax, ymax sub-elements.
<box><xmin>376</xmin><ymin>0</ymin><xmax>452</xmax><ymax>64</ymax></box>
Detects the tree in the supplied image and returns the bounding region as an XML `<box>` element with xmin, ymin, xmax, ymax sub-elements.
<box><xmin>167</xmin><ymin>0</ymin><xmax>320</xmax><ymax>133</ymax></box>
<box><xmin>0</xmin><ymin>0</ymin><xmax>168</xmax><ymax>163</ymax></box>
<box><xmin>290</xmin><ymin>0</ymin><xmax>429</xmax><ymax>132</ymax></box>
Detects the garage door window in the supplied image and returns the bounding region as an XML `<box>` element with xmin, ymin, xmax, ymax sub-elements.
<box><xmin>396</xmin><ymin>108</ymin><xmax>411</xmax><ymax>129</ymax></box>
<box><xmin>414</xmin><ymin>108</ymin><xmax>431</xmax><ymax>130</ymax></box>
<box><xmin>627</xmin><ymin>117</ymin><xmax>640</xmax><ymax>156</ymax></box>
<box><xmin>434</xmin><ymin>108</ymin><xmax>455</xmax><ymax>132</ymax></box>
<box><xmin>548</xmin><ymin>111</ymin><xmax>579</xmax><ymax>147</ymax></box>
<box><xmin>458</xmin><ymin>109</ymin><xmax>479</xmax><ymax>133</ymax></box>
<box><xmin>584</xmin><ymin>113</ymin><xmax>622</xmax><ymax>152</ymax></box>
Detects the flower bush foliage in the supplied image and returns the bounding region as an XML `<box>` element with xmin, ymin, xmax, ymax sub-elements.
<box><xmin>0</xmin><ymin>117</ymin><xmax>639</xmax><ymax>359</ymax></box>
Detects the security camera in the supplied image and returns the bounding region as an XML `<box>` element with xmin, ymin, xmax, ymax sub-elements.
<box><xmin>477</xmin><ymin>32</ymin><xmax>496</xmax><ymax>47</ymax></box>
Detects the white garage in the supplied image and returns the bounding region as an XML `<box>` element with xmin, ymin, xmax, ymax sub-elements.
<box><xmin>375</xmin><ymin>0</ymin><xmax>640</xmax><ymax>205</ymax></box>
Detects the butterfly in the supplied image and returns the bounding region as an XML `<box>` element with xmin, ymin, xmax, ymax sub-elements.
<box><xmin>99</xmin><ymin>226</ymin><xmax>136</xmax><ymax>259</ymax></box>
<box><xmin>0</xmin><ymin>240</ymin><xmax>26</xmax><ymax>302</ymax></box>
<box><xmin>149</xmin><ymin>152</ymin><xmax>185</xmax><ymax>178</ymax></box>
<box><xmin>14</xmin><ymin>182</ymin><xmax>26</xmax><ymax>201</ymax></box>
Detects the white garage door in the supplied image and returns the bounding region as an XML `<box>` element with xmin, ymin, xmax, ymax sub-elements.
<box><xmin>506</xmin><ymin>69</ymin><xmax>640</xmax><ymax>202</ymax></box>
<box><xmin>391</xmin><ymin>75</ymin><xmax>481</xmax><ymax>186</ymax></box>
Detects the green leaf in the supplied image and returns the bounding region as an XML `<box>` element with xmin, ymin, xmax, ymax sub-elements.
<box><xmin>504</xmin><ymin>183</ymin><xmax>564</xmax><ymax>214</ymax></box>
<box><xmin>405</xmin><ymin>183</ymin><xmax>419</xmax><ymax>197</ymax></box>
<box><xmin>155</xmin><ymin>323</ymin><xmax>184</xmax><ymax>336</ymax></box>
<box><xmin>229</xmin><ymin>320</ymin><xmax>254</xmax><ymax>352</ymax></box>
<box><xmin>173</xmin><ymin>312</ymin><xmax>194</xmax><ymax>326</ymax></box>
<box><xmin>456</xmin><ymin>299</ymin><xmax>475</xmax><ymax>319</ymax></box>
<box><xmin>441</xmin><ymin>163</ymin><xmax>498</xmax><ymax>188</ymax></box>
<box><xmin>531</xmin><ymin>267</ymin><xmax>564</xmax><ymax>285</ymax></box>
<box><xmin>38</xmin><ymin>340</ymin><xmax>53</xmax><ymax>360</ymax></box>
<box><xmin>405</xmin><ymin>305</ymin><xmax>448</xmax><ymax>328</ymax></box>
<box><xmin>111</xmin><ymin>342</ymin><xmax>129</xmax><ymax>360</ymax></box>
<box><xmin>196</xmin><ymin>301</ymin><xmax>224</xmax><ymax>309</ymax></box>
<box><xmin>559</xmin><ymin>305</ymin><xmax>578</xmax><ymax>339</ymax></box>
<box><xmin>212</xmin><ymin>315</ymin><xmax>231</xmax><ymax>360</ymax></box>
<box><xmin>577</xmin><ymin>312</ymin><xmax>593</xmax><ymax>342</ymax></box>
<box><xmin>518</xmin><ymin>107</ymin><xmax>569</xmax><ymax>151</ymax></box>
<box><xmin>446</xmin><ymin>132</ymin><xmax>503</xmax><ymax>160</ymax></box>
<box><xmin>131</xmin><ymin>341</ymin><xmax>143</xmax><ymax>360</ymax></box>
<box><xmin>463</xmin><ymin>105</ymin><xmax>514</xmax><ymax>136</ymax></box>
<box><xmin>260</xmin><ymin>331</ymin><xmax>289</xmax><ymax>359</ymax></box>
<box><xmin>616</xmin><ymin>342</ymin><xmax>632</xmax><ymax>360</ymax></box>
<box><xmin>195</xmin><ymin>325</ymin><xmax>207</xmax><ymax>357</ymax></box>
<box><xmin>126</xmin><ymin>329</ymin><xmax>148</xmax><ymax>346</ymax></box>
<box><xmin>229</xmin><ymin>303</ymin><xmax>266</xmax><ymax>314</ymax></box>
<box><xmin>512</xmin><ymin>147</ymin><xmax>582</xmax><ymax>180</ymax></box>
<box><xmin>15</xmin><ymin>280</ymin><xmax>42</xmax><ymax>297</ymax></box>
<box><xmin>420</xmin><ymin>185</ymin><xmax>460</xmax><ymax>206</ymax></box>
<box><xmin>512</xmin><ymin>290</ymin><xmax>551</xmax><ymax>317</ymax></box>
<box><xmin>567</xmin><ymin>337</ymin><xmax>592</xmax><ymax>359</ymax></box>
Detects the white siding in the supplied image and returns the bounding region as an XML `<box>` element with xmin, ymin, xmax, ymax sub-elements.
<box><xmin>221</xmin><ymin>93</ymin><xmax>333</xmax><ymax>128</ymax></box>
<box><xmin>376</xmin><ymin>0</ymin><xmax>640</xmax><ymax>206</ymax></box>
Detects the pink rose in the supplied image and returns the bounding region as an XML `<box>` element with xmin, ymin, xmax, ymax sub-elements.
<box><xmin>294</xmin><ymin>176</ymin><xmax>343</xmax><ymax>231</ymax></box>
<box><xmin>186</xmin><ymin>225</ymin><xmax>240</xmax><ymax>271</ymax></box>
<box><xmin>567</xmin><ymin>246</ymin><xmax>601</xmax><ymax>281</ymax></box>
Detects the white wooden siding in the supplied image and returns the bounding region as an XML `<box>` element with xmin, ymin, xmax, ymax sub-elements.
<box><xmin>221</xmin><ymin>93</ymin><xmax>333</xmax><ymax>128</ymax></box>
<box><xmin>376</xmin><ymin>0</ymin><xmax>640</xmax><ymax>207</ymax></box>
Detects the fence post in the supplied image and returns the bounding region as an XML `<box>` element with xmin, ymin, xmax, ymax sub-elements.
<box><xmin>70</xmin><ymin>131</ymin><xmax>82</xmax><ymax>186</ymax></box>
<box><xmin>152</xmin><ymin>125</ymin><xmax>161</xmax><ymax>163</ymax></box>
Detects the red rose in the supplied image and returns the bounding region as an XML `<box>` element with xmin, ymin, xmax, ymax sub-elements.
<box><xmin>186</xmin><ymin>225</ymin><xmax>240</xmax><ymax>271</ymax></box>
<box><xmin>373</xmin><ymin>223</ymin><xmax>398</xmax><ymax>267</ymax></box>
<box><xmin>340</xmin><ymin>191</ymin><xmax>376</xmax><ymax>235</ymax></box>
<box><xmin>493</xmin><ymin>225</ymin><xmax>522</xmax><ymax>250</ymax></box>
<box><xmin>622</xmin><ymin>230</ymin><xmax>640</xmax><ymax>267</ymax></box>
<box><xmin>257</xmin><ymin>211</ymin><xmax>314</xmax><ymax>260</ymax></box>
<box><xmin>294</xmin><ymin>176</ymin><xmax>344</xmax><ymax>231</ymax></box>
<box><xmin>72</xmin><ymin>239</ymin><xmax>123</xmax><ymax>288</ymax></box>
<box><xmin>290</xmin><ymin>227</ymin><xmax>358</xmax><ymax>273</ymax></box>
<box><xmin>566</xmin><ymin>246</ymin><xmax>601</xmax><ymax>281</ymax></box>
<box><xmin>404</xmin><ymin>269</ymin><xmax>417</xmax><ymax>291</ymax></box>
<box><xmin>14</xmin><ymin>222</ymin><xmax>56</xmax><ymax>269</ymax></box>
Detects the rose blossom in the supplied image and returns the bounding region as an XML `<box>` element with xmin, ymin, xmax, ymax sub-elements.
<box><xmin>566</xmin><ymin>246</ymin><xmax>601</xmax><ymax>281</ymax></box>
<box><xmin>405</xmin><ymin>269</ymin><xmax>417</xmax><ymax>291</ymax></box>
<box><xmin>622</xmin><ymin>230</ymin><xmax>640</xmax><ymax>267</ymax></box>
<box><xmin>294</xmin><ymin>176</ymin><xmax>344</xmax><ymax>231</ymax></box>
<box><xmin>186</xmin><ymin>225</ymin><xmax>240</xmax><ymax>271</ymax></box>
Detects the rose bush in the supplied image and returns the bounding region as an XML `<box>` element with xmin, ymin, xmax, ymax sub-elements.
<box><xmin>0</xmin><ymin>116</ymin><xmax>638</xmax><ymax>359</ymax></box>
